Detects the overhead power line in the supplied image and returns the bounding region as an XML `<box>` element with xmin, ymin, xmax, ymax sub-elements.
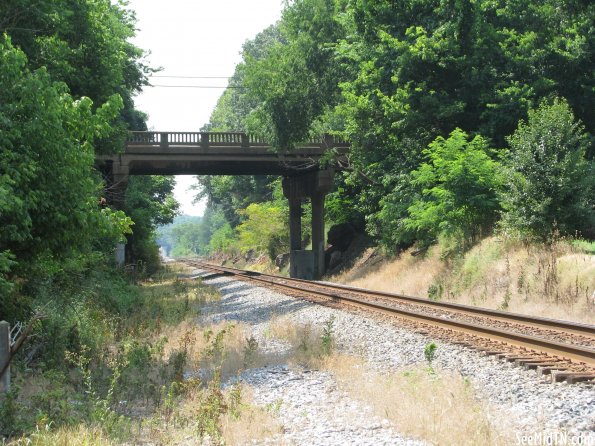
<box><xmin>148</xmin><ymin>84</ymin><xmax>245</xmax><ymax>89</ymax></box>
<box><xmin>150</xmin><ymin>75</ymin><xmax>232</xmax><ymax>79</ymax></box>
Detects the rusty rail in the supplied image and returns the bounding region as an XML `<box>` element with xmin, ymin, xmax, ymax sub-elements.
<box><xmin>187</xmin><ymin>261</ymin><xmax>595</xmax><ymax>371</ymax></box>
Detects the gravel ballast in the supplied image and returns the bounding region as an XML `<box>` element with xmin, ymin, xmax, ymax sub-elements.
<box><xmin>194</xmin><ymin>270</ymin><xmax>595</xmax><ymax>445</ymax></box>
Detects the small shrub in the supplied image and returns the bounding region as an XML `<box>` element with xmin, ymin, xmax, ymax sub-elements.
<box><xmin>236</xmin><ymin>202</ymin><xmax>289</xmax><ymax>260</ymax></box>
<box><xmin>243</xmin><ymin>336</ymin><xmax>259</xmax><ymax>368</ymax></box>
<box><xmin>500</xmin><ymin>288</ymin><xmax>512</xmax><ymax>310</ymax></box>
<box><xmin>427</xmin><ymin>283</ymin><xmax>443</xmax><ymax>301</ymax></box>
<box><xmin>402</xmin><ymin>128</ymin><xmax>503</xmax><ymax>251</ymax></box>
<box><xmin>0</xmin><ymin>387</ymin><xmax>22</xmax><ymax>437</ymax></box>
<box><xmin>321</xmin><ymin>316</ymin><xmax>336</xmax><ymax>356</ymax></box>
<box><xmin>424</xmin><ymin>342</ymin><xmax>438</xmax><ymax>371</ymax></box>
<box><xmin>196</xmin><ymin>368</ymin><xmax>227</xmax><ymax>440</ymax></box>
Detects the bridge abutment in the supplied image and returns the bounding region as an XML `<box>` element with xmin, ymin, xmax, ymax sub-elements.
<box><xmin>283</xmin><ymin>169</ymin><xmax>334</xmax><ymax>279</ymax></box>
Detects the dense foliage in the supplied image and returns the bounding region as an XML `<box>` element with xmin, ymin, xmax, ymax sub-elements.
<box><xmin>157</xmin><ymin>215</ymin><xmax>203</xmax><ymax>257</ymax></box>
<box><xmin>0</xmin><ymin>36</ymin><xmax>129</xmax><ymax>301</ymax></box>
<box><xmin>194</xmin><ymin>0</ymin><xmax>593</xmax><ymax>257</ymax></box>
<box><xmin>1</xmin><ymin>2</ymin><xmax>176</xmax><ymax>329</ymax></box>
<box><xmin>400</xmin><ymin>129</ymin><xmax>503</xmax><ymax>250</ymax></box>
<box><xmin>124</xmin><ymin>176</ymin><xmax>179</xmax><ymax>272</ymax></box>
<box><xmin>500</xmin><ymin>99</ymin><xmax>594</xmax><ymax>241</ymax></box>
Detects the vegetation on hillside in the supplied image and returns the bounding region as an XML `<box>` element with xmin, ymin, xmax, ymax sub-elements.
<box><xmin>1</xmin><ymin>0</ymin><xmax>178</xmax><ymax>322</ymax></box>
<box><xmin>191</xmin><ymin>0</ymin><xmax>593</xmax><ymax>261</ymax></box>
<box><xmin>333</xmin><ymin>236</ymin><xmax>595</xmax><ymax>323</ymax></box>
<box><xmin>157</xmin><ymin>215</ymin><xmax>203</xmax><ymax>257</ymax></box>
<box><xmin>0</xmin><ymin>267</ymin><xmax>282</xmax><ymax>443</ymax></box>
<box><xmin>0</xmin><ymin>4</ymin><xmax>179</xmax><ymax>441</ymax></box>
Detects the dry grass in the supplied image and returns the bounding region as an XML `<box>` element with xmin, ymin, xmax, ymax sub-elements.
<box><xmin>9</xmin><ymin>425</ymin><xmax>115</xmax><ymax>445</ymax></box>
<box><xmin>116</xmin><ymin>270</ymin><xmax>280</xmax><ymax>445</ymax></box>
<box><xmin>452</xmin><ymin>239</ymin><xmax>595</xmax><ymax>322</ymax></box>
<box><xmin>6</xmin><ymin>264</ymin><xmax>281</xmax><ymax>445</ymax></box>
<box><xmin>265</xmin><ymin>313</ymin><xmax>335</xmax><ymax>366</ymax></box>
<box><xmin>158</xmin><ymin>319</ymin><xmax>269</xmax><ymax>381</ymax></box>
<box><xmin>264</xmin><ymin>318</ymin><xmax>505</xmax><ymax>445</ymax></box>
<box><xmin>318</xmin><ymin>354</ymin><xmax>506</xmax><ymax>446</ymax></box>
<box><xmin>220</xmin><ymin>386</ymin><xmax>284</xmax><ymax>444</ymax></box>
<box><xmin>133</xmin><ymin>381</ymin><xmax>282</xmax><ymax>446</ymax></box>
<box><xmin>332</xmin><ymin>245</ymin><xmax>447</xmax><ymax>298</ymax></box>
<box><xmin>332</xmin><ymin>237</ymin><xmax>595</xmax><ymax>323</ymax></box>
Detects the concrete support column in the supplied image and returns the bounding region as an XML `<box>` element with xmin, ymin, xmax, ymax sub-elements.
<box><xmin>110</xmin><ymin>161</ymin><xmax>130</xmax><ymax>211</ymax></box>
<box><xmin>283</xmin><ymin>170</ymin><xmax>333</xmax><ymax>279</ymax></box>
<box><xmin>311</xmin><ymin>192</ymin><xmax>325</xmax><ymax>279</ymax></box>
<box><xmin>0</xmin><ymin>321</ymin><xmax>10</xmax><ymax>393</ymax></box>
<box><xmin>288</xmin><ymin>197</ymin><xmax>302</xmax><ymax>251</ymax></box>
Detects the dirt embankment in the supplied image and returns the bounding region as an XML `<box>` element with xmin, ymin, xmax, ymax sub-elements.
<box><xmin>330</xmin><ymin>237</ymin><xmax>595</xmax><ymax>324</ymax></box>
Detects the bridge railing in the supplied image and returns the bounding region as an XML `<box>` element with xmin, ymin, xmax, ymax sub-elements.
<box><xmin>126</xmin><ymin>132</ymin><xmax>349</xmax><ymax>150</ymax></box>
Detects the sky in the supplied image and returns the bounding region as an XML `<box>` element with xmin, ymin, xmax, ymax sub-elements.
<box><xmin>127</xmin><ymin>0</ymin><xmax>284</xmax><ymax>216</ymax></box>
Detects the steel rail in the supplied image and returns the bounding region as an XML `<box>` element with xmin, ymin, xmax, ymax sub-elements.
<box><xmin>188</xmin><ymin>261</ymin><xmax>595</xmax><ymax>368</ymax></box>
<box><xmin>190</xmin><ymin>261</ymin><xmax>595</xmax><ymax>337</ymax></box>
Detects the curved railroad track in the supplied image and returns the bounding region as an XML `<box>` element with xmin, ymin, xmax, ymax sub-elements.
<box><xmin>184</xmin><ymin>260</ymin><xmax>595</xmax><ymax>384</ymax></box>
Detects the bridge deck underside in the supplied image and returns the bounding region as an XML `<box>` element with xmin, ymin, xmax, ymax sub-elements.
<box><xmin>100</xmin><ymin>145</ymin><xmax>347</xmax><ymax>176</ymax></box>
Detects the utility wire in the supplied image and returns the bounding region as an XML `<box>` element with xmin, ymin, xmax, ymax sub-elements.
<box><xmin>148</xmin><ymin>84</ymin><xmax>245</xmax><ymax>89</ymax></box>
<box><xmin>150</xmin><ymin>75</ymin><xmax>232</xmax><ymax>79</ymax></box>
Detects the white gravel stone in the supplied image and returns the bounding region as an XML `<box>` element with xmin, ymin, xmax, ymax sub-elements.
<box><xmin>227</xmin><ymin>365</ymin><xmax>422</xmax><ymax>445</ymax></box>
<box><xmin>194</xmin><ymin>270</ymin><xmax>595</xmax><ymax>443</ymax></box>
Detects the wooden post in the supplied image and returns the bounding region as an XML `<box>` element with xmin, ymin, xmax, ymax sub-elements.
<box><xmin>0</xmin><ymin>321</ymin><xmax>10</xmax><ymax>393</ymax></box>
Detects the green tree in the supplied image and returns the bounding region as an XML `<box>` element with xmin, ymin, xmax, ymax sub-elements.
<box><xmin>400</xmin><ymin>129</ymin><xmax>503</xmax><ymax>251</ymax></box>
<box><xmin>170</xmin><ymin>222</ymin><xmax>204</xmax><ymax>257</ymax></box>
<box><xmin>0</xmin><ymin>36</ymin><xmax>128</xmax><ymax>310</ymax></box>
<box><xmin>0</xmin><ymin>0</ymin><xmax>152</xmax><ymax>136</ymax></box>
<box><xmin>208</xmin><ymin>223</ymin><xmax>236</xmax><ymax>255</ymax></box>
<box><xmin>242</xmin><ymin>0</ymin><xmax>347</xmax><ymax>148</ymax></box>
<box><xmin>500</xmin><ymin>100</ymin><xmax>594</xmax><ymax>241</ymax></box>
<box><xmin>202</xmin><ymin>25</ymin><xmax>281</xmax><ymax>133</ymax></box>
<box><xmin>335</xmin><ymin>0</ymin><xmax>593</xmax><ymax>247</ymax></box>
<box><xmin>157</xmin><ymin>215</ymin><xmax>203</xmax><ymax>256</ymax></box>
<box><xmin>198</xmin><ymin>0</ymin><xmax>595</xmax><ymax>256</ymax></box>
<box><xmin>236</xmin><ymin>202</ymin><xmax>288</xmax><ymax>259</ymax></box>
<box><xmin>195</xmin><ymin>175</ymin><xmax>276</xmax><ymax>228</ymax></box>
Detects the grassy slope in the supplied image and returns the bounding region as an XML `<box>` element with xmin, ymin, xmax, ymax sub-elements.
<box><xmin>2</xmin><ymin>265</ymin><xmax>281</xmax><ymax>445</ymax></box>
<box><xmin>332</xmin><ymin>237</ymin><xmax>595</xmax><ymax>324</ymax></box>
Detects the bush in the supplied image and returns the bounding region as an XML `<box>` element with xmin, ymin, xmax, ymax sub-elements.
<box><xmin>236</xmin><ymin>202</ymin><xmax>288</xmax><ymax>259</ymax></box>
<box><xmin>208</xmin><ymin>222</ymin><xmax>237</xmax><ymax>255</ymax></box>
<box><xmin>500</xmin><ymin>99</ymin><xmax>594</xmax><ymax>241</ymax></box>
<box><xmin>401</xmin><ymin>129</ymin><xmax>503</xmax><ymax>251</ymax></box>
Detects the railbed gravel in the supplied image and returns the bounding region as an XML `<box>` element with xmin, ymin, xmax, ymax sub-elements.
<box><xmin>193</xmin><ymin>270</ymin><xmax>595</xmax><ymax>444</ymax></box>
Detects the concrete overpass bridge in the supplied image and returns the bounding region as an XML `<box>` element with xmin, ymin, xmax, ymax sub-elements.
<box><xmin>97</xmin><ymin>131</ymin><xmax>350</xmax><ymax>279</ymax></box>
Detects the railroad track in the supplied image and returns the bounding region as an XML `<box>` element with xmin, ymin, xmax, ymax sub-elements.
<box><xmin>185</xmin><ymin>260</ymin><xmax>595</xmax><ymax>384</ymax></box>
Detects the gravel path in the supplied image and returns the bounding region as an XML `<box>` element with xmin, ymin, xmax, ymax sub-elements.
<box><xmin>194</xmin><ymin>270</ymin><xmax>595</xmax><ymax>444</ymax></box>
